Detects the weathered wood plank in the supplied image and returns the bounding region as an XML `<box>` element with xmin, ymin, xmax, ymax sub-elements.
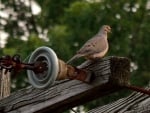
<box><xmin>0</xmin><ymin>56</ymin><xmax>130</xmax><ymax>113</ymax></box>
<box><xmin>0</xmin><ymin>69</ymin><xmax>11</xmax><ymax>100</ymax></box>
<box><xmin>87</xmin><ymin>87</ymin><xmax>150</xmax><ymax>113</ymax></box>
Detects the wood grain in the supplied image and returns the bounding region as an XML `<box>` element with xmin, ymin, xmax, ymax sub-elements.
<box><xmin>0</xmin><ymin>56</ymin><xmax>130</xmax><ymax>113</ymax></box>
<box><xmin>87</xmin><ymin>87</ymin><xmax>150</xmax><ymax>113</ymax></box>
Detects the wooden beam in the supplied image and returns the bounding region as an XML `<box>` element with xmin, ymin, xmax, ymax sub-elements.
<box><xmin>87</xmin><ymin>87</ymin><xmax>150</xmax><ymax>113</ymax></box>
<box><xmin>0</xmin><ymin>56</ymin><xmax>130</xmax><ymax>113</ymax></box>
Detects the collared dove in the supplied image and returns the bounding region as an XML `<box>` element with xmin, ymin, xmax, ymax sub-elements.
<box><xmin>67</xmin><ymin>25</ymin><xmax>111</xmax><ymax>64</ymax></box>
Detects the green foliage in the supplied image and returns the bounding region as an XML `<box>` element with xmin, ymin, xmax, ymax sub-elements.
<box><xmin>0</xmin><ymin>0</ymin><xmax>150</xmax><ymax>112</ymax></box>
<box><xmin>36</xmin><ymin>0</ymin><xmax>81</xmax><ymax>28</ymax></box>
<box><xmin>48</xmin><ymin>25</ymin><xmax>72</xmax><ymax>60</ymax></box>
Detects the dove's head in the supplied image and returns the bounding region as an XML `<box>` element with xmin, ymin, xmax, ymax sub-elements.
<box><xmin>101</xmin><ymin>25</ymin><xmax>111</xmax><ymax>34</ymax></box>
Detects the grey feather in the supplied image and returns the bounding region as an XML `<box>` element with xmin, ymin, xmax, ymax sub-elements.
<box><xmin>67</xmin><ymin>25</ymin><xmax>110</xmax><ymax>64</ymax></box>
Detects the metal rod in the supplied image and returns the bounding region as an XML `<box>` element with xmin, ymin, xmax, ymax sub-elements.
<box><xmin>123</xmin><ymin>85</ymin><xmax>150</xmax><ymax>95</ymax></box>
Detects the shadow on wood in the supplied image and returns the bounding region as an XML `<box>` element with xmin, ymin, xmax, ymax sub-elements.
<box><xmin>0</xmin><ymin>56</ymin><xmax>130</xmax><ymax>113</ymax></box>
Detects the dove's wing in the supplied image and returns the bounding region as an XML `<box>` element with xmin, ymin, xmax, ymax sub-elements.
<box><xmin>67</xmin><ymin>33</ymin><xmax>108</xmax><ymax>64</ymax></box>
<box><xmin>77</xmin><ymin>35</ymin><xmax>107</xmax><ymax>56</ymax></box>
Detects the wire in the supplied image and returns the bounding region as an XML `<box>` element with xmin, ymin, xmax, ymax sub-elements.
<box><xmin>23</xmin><ymin>53</ymin><xmax>32</xmax><ymax>62</ymax></box>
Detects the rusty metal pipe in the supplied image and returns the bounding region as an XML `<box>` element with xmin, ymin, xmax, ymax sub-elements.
<box><xmin>57</xmin><ymin>59</ymin><xmax>93</xmax><ymax>83</ymax></box>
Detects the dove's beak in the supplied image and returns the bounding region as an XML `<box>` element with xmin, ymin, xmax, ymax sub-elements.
<box><xmin>107</xmin><ymin>27</ymin><xmax>111</xmax><ymax>33</ymax></box>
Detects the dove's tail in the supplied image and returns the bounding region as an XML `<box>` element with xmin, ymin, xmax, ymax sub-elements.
<box><xmin>67</xmin><ymin>54</ymin><xmax>83</xmax><ymax>64</ymax></box>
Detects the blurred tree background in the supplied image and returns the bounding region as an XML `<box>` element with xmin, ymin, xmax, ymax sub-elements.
<box><xmin>0</xmin><ymin>0</ymin><xmax>150</xmax><ymax>112</ymax></box>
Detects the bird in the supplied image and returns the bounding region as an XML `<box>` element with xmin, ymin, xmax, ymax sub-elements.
<box><xmin>67</xmin><ymin>25</ymin><xmax>111</xmax><ymax>64</ymax></box>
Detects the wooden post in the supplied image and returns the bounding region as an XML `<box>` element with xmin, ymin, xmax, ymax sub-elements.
<box><xmin>0</xmin><ymin>69</ymin><xmax>11</xmax><ymax>100</ymax></box>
